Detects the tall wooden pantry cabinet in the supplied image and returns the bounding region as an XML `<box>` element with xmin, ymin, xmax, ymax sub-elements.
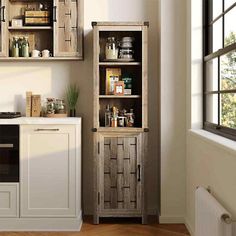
<box><xmin>92</xmin><ymin>22</ymin><xmax>149</xmax><ymax>224</ymax></box>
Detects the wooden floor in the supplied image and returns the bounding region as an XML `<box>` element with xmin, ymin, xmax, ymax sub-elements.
<box><xmin>0</xmin><ymin>217</ymin><xmax>190</xmax><ymax>236</ymax></box>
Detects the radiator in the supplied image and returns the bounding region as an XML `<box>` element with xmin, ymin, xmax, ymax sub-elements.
<box><xmin>195</xmin><ymin>187</ymin><xmax>233</xmax><ymax>236</ymax></box>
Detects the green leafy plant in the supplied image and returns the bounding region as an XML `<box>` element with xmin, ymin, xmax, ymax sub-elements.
<box><xmin>66</xmin><ymin>84</ymin><xmax>79</xmax><ymax>110</ymax></box>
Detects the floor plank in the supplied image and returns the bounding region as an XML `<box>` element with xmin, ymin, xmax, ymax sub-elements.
<box><xmin>0</xmin><ymin>217</ymin><xmax>190</xmax><ymax>236</ymax></box>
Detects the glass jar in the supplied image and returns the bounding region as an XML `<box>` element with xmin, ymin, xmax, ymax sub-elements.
<box><xmin>105</xmin><ymin>37</ymin><xmax>119</xmax><ymax>60</ymax></box>
<box><xmin>55</xmin><ymin>99</ymin><xmax>66</xmax><ymax>114</ymax></box>
<box><xmin>11</xmin><ymin>37</ymin><xmax>19</xmax><ymax>57</ymax></box>
<box><xmin>126</xmin><ymin>109</ymin><xmax>135</xmax><ymax>127</ymax></box>
<box><xmin>21</xmin><ymin>36</ymin><xmax>29</xmax><ymax>57</ymax></box>
<box><xmin>46</xmin><ymin>98</ymin><xmax>56</xmax><ymax>114</ymax></box>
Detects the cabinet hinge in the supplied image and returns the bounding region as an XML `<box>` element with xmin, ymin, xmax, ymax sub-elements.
<box><xmin>98</xmin><ymin>142</ymin><xmax>100</xmax><ymax>155</ymax></box>
<box><xmin>98</xmin><ymin>192</ymin><xmax>100</xmax><ymax>205</ymax></box>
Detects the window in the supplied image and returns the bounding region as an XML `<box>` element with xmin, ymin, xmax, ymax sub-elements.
<box><xmin>203</xmin><ymin>0</ymin><xmax>236</xmax><ymax>141</ymax></box>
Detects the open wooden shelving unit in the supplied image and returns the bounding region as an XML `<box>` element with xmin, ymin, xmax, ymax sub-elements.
<box><xmin>92</xmin><ymin>22</ymin><xmax>149</xmax><ymax>224</ymax></box>
<box><xmin>0</xmin><ymin>0</ymin><xmax>83</xmax><ymax>60</ymax></box>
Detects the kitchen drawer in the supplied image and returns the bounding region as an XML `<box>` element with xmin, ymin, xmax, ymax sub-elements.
<box><xmin>0</xmin><ymin>183</ymin><xmax>19</xmax><ymax>217</ymax></box>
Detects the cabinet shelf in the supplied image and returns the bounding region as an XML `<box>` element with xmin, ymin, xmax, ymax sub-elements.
<box><xmin>99</xmin><ymin>62</ymin><xmax>141</xmax><ymax>66</ymax></box>
<box><xmin>99</xmin><ymin>95</ymin><xmax>141</xmax><ymax>99</ymax></box>
<box><xmin>98</xmin><ymin>127</ymin><xmax>144</xmax><ymax>132</ymax></box>
<box><xmin>0</xmin><ymin>57</ymin><xmax>82</xmax><ymax>61</ymax></box>
<box><xmin>8</xmin><ymin>26</ymin><xmax>53</xmax><ymax>30</ymax></box>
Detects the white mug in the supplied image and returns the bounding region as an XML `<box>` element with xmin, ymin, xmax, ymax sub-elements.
<box><xmin>42</xmin><ymin>49</ymin><xmax>52</xmax><ymax>58</ymax></box>
<box><xmin>31</xmin><ymin>49</ymin><xmax>41</xmax><ymax>58</ymax></box>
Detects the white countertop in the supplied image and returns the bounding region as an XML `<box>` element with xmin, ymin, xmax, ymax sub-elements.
<box><xmin>0</xmin><ymin>117</ymin><xmax>82</xmax><ymax>125</ymax></box>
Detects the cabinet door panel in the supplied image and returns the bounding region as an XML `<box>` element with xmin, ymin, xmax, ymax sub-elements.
<box><xmin>54</xmin><ymin>0</ymin><xmax>82</xmax><ymax>57</ymax></box>
<box><xmin>0</xmin><ymin>184</ymin><xmax>19</xmax><ymax>217</ymax></box>
<box><xmin>0</xmin><ymin>0</ymin><xmax>7</xmax><ymax>57</ymax></box>
<box><xmin>20</xmin><ymin>125</ymin><xmax>76</xmax><ymax>217</ymax></box>
<box><xmin>99</xmin><ymin>133</ymin><xmax>142</xmax><ymax>214</ymax></box>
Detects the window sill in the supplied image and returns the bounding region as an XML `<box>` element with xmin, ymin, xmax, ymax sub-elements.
<box><xmin>188</xmin><ymin>129</ymin><xmax>236</xmax><ymax>156</ymax></box>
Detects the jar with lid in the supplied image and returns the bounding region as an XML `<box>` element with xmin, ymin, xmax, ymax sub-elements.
<box><xmin>11</xmin><ymin>37</ymin><xmax>19</xmax><ymax>57</ymax></box>
<box><xmin>126</xmin><ymin>109</ymin><xmax>135</xmax><ymax>127</ymax></box>
<box><xmin>46</xmin><ymin>98</ymin><xmax>56</xmax><ymax>114</ymax></box>
<box><xmin>55</xmin><ymin>99</ymin><xmax>66</xmax><ymax>114</ymax></box>
<box><xmin>105</xmin><ymin>37</ymin><xmax>119</xmax><ymax>60</ymax></box>
<box><xmin>21</xmin><ymin>36</ymin><xmax>30</xmax><ymax>57</ymax></box>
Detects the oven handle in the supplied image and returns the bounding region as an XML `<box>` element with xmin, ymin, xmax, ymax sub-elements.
<box><xmin>0</xmin><ymin>144</ymin><xmax>14</xmax><ymax>148</ymax></box>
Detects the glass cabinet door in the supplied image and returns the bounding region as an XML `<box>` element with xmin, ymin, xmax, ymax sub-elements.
<box><xmin>53</xmin><ymin>0</ymin><xmax>83</xmax><ymax>58</ymax></box>
<box><xmin>0</xmin><ymin>0</ymin><xmax>6</xmax><ymax>57</ymax></box>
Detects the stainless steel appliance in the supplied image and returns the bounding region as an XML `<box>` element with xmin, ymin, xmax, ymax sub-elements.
<box><xmin>0</xmin><ymin>125</ymin><xmax>19</xmax><ymax>182</ymax></box>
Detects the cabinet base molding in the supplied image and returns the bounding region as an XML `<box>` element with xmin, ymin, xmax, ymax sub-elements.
<box><xmin>0</xmin><ymin>211</ymin><xmax>82</xmax><ymax>231</ymax></box>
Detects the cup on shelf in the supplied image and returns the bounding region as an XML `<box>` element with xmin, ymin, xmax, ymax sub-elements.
<box><xmin>31</xmin><ymin>49</ymin><xmax>41</xmax><ymax>58</ymax></box>
<box><xmin>42</xmin><ymin>49</ymin><xmax>52</xmax><ymax>58</ymax></box>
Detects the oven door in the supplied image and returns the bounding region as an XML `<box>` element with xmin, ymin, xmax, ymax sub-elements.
<box><xmin>0</xmin><ymin>125</ymin><xmax>19</xmax><ymax>182</ymax></box>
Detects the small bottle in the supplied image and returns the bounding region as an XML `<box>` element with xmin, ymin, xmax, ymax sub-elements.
<box><xmin>18</xmin><ymin>37</ymin><xmax>23</xmax><ymax>57</ymax></box>
<box><xmin>22</xmin><ymin>36</ymin><xmax>29</xmax><ymax>57</ymax></box>
<box><xmin>11</xmin><ymin>37</ymin><xmax>19</xmax><ymax>57</ymax></box>
<box><xmin>111</xmin><ymin>106</ymin><xmax>118</xmax><ymax>128</ymax></box>
<box><xmin>105</xmin><ymin>104</ymin><xmax>111</xmax><ymax>127</ymax></box>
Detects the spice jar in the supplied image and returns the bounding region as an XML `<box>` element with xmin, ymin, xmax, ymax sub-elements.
<box><xmin>105</xmin><ymin>37</ymin><xmax>119</xmax><ymax>60</ymax></box>
<box><xmin>126</xmin><ymin>109</ymin><xmax>135</xmax><ymax>127</ymax></box>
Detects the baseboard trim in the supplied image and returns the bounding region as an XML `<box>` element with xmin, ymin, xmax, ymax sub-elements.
<box><xmin>185</xmin><ymin>218</ymin><xmax>194</xmax><ymax>236</ymax></box>
<box><xmin>0</xmin><ymin>211</ymin><xmax>83</xmax><ymax>231</ymax></box>
<box><xmin>159</xmin><ymin>215</ymin><xmax>185</xmax><ymax>224</ymax></box>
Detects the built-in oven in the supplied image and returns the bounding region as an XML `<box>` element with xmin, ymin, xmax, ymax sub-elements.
<box><xmin>0</xmin><ymin>125</ymin><xmax>19</xmax><ymax>182</ymax></box>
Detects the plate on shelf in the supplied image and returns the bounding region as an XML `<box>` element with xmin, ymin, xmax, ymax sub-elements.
<box><xmin>102</xmin><ymin>58</ymin><xmax>135</xmax><ymax>62</ymax></box>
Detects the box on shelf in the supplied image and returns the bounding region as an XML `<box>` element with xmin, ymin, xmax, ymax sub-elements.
<box><xmin>11</xmin><ymin>19</ymin><xmax>23</xmax><ymax>27</ymax></box>
<box><xmin>105</xmin><ymin>68</ymin><xmax>121</xmax><ymax>95</ymax></box>
<box><xmin>25</xmin><ymin>11</ymin><xmax>50</xmax><ymax>25</ymax></box>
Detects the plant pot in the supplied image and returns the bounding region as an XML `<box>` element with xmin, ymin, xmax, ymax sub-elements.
<box><xmin>69</xmin><ymin>109</ymin><xmax>76</xmax><ymax>117</ymax></box>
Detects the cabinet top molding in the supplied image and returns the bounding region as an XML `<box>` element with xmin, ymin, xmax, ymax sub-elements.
<box><xmin>0</xmin><ymin>117</ymin><xmax>82</xmax><ymax>125</ymax></box>
<box><xmin>91</xmin><ymin>21</ymin><xmax>149</xmax><ymax>27</ymax></box>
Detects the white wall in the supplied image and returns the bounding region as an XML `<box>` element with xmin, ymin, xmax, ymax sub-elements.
<box><xmin>0</xmin><ymin>0</ymin><xmax>159</xmax><ymax>215</ymax></box>
<box><xmin>186</xmin><ymin>1</ymin><xmax>236</xmax><ymax>235</ymax></box>
<box><xmin>160</xmin><ymin>0</ymin><xmax>187</xmax><ymax>223</ymax></box>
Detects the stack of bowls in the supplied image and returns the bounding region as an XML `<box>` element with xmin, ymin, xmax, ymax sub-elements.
<box><xmin>119</xmin><ymin>37</ymin><xmax>134</xmax><ymax>60</ymax></box>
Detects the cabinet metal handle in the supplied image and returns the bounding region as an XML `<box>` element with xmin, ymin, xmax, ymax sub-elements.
<box><xmin>137</xmin><ymin>165</ymin><xmax>141</xmax><ymax>182</ymax></box>
<box><xmin>0</xmin><ymin>144</ymin><xmax>14</xmax><ymax>148</ymax></box>
<box><xmin>34</xmin><ymin>129</ymin><xmax>60</xmax><ymax>132</ymax></box>
<box><xmin>0</xmin><ymin>6</ymin><xmax>5</xmax><ymax>22</ymax></box>
<box><xmin>53</xmin><ymin>6</ymin><xmax>57</xmax><ymax>22</ymax></box>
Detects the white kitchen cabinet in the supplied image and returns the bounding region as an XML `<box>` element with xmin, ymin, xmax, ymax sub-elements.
<box><xmin>0</xmin><ymin>183</ymin><xmax>19</xmax><ymax>217</ymax></box>
<box><xmin>20</xmin><ymin>125</ymin><xmax>78</xmax><ymax>218</ymax></box>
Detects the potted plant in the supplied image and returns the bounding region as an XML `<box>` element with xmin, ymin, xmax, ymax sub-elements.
<box><xmin>66</xmin><ymin>84</ymin><xmax>79</xmax><ymax>117</ymax></box>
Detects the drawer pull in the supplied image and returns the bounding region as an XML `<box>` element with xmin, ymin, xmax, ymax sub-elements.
<box><xmin>0</xmin><ymin>144</ymin><xmax>13</xmax><ymax>148</ymax></box>
<box><xmin>34</xmin><ymin>129</ymin><xmax>60</xmax><ymax>132</ymax></box>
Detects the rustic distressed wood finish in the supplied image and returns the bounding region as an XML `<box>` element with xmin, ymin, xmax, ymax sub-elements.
<box><xmin>0</xmin><ymin>0</ymin><xmax>83</xmax><ymax>59</ymax></box>
<box><xmin>93</xmin><ymin>22</ymin><xmax>148</xmax><ymax>224</ymax></box>
<box><xmin>54</xmin><ymin>0</ymin><xmax>83</xmax><ymax>58</ymax></box>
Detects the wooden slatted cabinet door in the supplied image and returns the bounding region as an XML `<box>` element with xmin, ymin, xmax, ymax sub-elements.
<box><xmin>98</xmin><ymin>133</ymin><xmax>143</xmax><ymax>216</ymax></box>
<box><xmin>53</xmin><ymin>0</ymin><xmax>83</xmax><ymax>58</ymax></box>
<box><xmin>0</xmin><ymin>0</ymin><xmax>7</xmax><ymax>57</ymax></box>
